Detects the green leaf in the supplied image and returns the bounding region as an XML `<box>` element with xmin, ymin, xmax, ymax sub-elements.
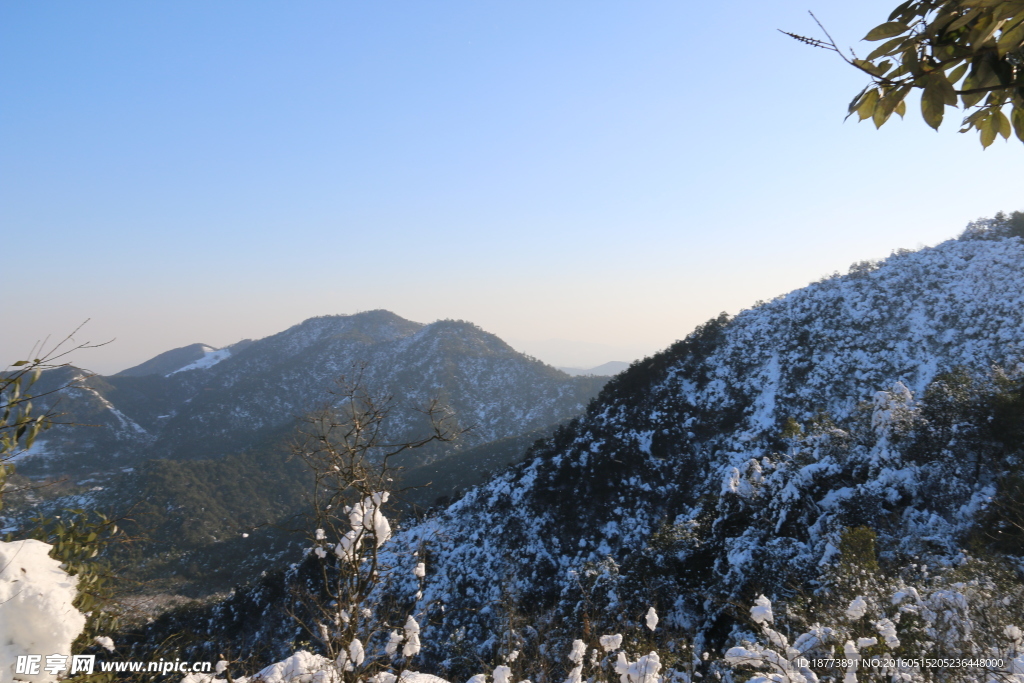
<box><xmin>865</xmin><ymin>21</ymin><xmax>910</xmax><ymax>41</ymax></box>
<box><xmin>997</xmin><ymin>16</ymin><xmax>1024</xmax><ymax>55</ymax></box>
<box><xmin>867</xmin><ymin>35</ymin><xmax>908</xmax><ymax>60</ymax></box>
<box><xmin>962</xmin><ymin>90</ymin><xmax>987</xmax><ymax>108</ymax></box>
<box><xmin>902</xmin><ymin>46</ymin><xmax>921</xmax><ymax>75</ymax></box>
<box><xmin>981</xmin><ymin>113</ymin><xmax>998</xmax><ymax>147</ymax></box>
<box><xmin>926</xmin><ymin>10</ymin><xmax>961</xmax><ymax>38</ymax></box>
<box><xmin>873</xmin><ymin>102</ymin><xmax>890</xmax><ymax>128</ymax></box>
<box><xmin>858</xmin><ymin>88</ymin><xmax>881</xmax><ymax>121</ymax></box>
<box><xmin>921</xmin><ymin>80</ymin><xmax>946</xmax><ymax>129</ymax></box>
<box><xmin>1012</xmin><ymin>106</ymin><xmax>1024</xmax><ymax>141</ymax></box>
<box><xmin>853</xmin><ymin>58</ymin><xmax>888</xmax><ymax>77</ymax></box>
<box><xmin>968</xmin><ymin>12</ymin><xmax>1001</xmax><ymax>47</ymax></box>
<box><xmin>993</xmin><ymin>2</ymin><xmax>1024</xmax><ymax>22</ymax></box>
<box><xmin>847</xmin><ymin>86</ymin><xmax>871</xmax><ymax>115</ymax></box>
<box><xmin>975</xmin><ymin>0</ymin><xmax>1014</xmax><ymax>9</ymax></box>
<box><xmin>946</xmin><ymin>62</ymin><xmax>969</xmax><ymax>86</ymax></box>
<box><xmin>888</xmin><ymin>0</ymin><xmax>914</xmax><ymax>22</ymax></box>
<box><xmin>933</xmin><ymin>72</ymin><xmax>959</xmax><ymax>105</ymax></box>
<box><xmin>947</xmin><ymin>8</ymin><xmax>981</xmax><ymax>33</ymax></box>
<box><xmin>873</xmin><ymin>86</ymin><xmax>910</xmax><ymax>128</ymax></box>
<box><xmin>11</xmin><ymin>360</ymin><xmax>28</xmax><ymax>367</ymax></box>
<box><xmin>996</xmin><ymin>109</ymin><xmax>1012</xmax><ymax>138</ymax></box>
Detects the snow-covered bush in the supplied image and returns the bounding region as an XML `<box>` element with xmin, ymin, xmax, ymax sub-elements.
<box><xmin>193</xmin><ymin>607</ymin><xmax>678</xmax><ymax>683</ymax></box>
<box><xmin>726</xmin><ymin>585</ymin><xmax>1024</xmax><ymax>683</ymax></box>
<box><xmin>0</xmin><ymin>539</ymin><xmax>86</xmax><ymax>683</ymax></box>
<box><xmin>179</xmin><ymin>494</ymin><xmax>442</xmax><ymax>683</ymax></box>
<box><xmin>204</xmin><ymin>377</ymin><xmax>460</xmax><ymax>683</ymax></box>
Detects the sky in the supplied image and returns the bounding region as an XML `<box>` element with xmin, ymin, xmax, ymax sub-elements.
<box><xmin>3</xmin><ymin>1</ymin><xmax>1022</xmax><ymax>374</ymax></box>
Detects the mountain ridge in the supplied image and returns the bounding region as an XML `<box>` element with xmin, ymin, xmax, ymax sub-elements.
<box><xmin>368</xmin><ymin>223</ymin><xmax>1024</xmax><ymax>668</ymax></box>
<box><xmin>13</xmin><ymin>310</ymin><xmax>603</xmax><ymax>475</ymax></box>
<box><xmin>117</xmin><ymin>219</ymin><xmax>1024</xmax><ymax>677</ymax></box>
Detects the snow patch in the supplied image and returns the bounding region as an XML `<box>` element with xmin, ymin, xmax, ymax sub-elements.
<box><xmin>167</xmin><ymin>347</ymin><xmax>232</xmax><ymax>376</ymax></box>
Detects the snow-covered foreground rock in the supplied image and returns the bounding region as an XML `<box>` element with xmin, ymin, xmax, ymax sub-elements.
<box><xmin>0</xmin><ymin>540</ymin><xmax>85</xmax><ymax>683</ymax></box>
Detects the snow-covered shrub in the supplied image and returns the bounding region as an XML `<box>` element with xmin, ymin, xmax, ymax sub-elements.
<box><xmin>727</xmin><ymin>580</ymin><xmax>1024</xmax><ymax>683</ymax></box>
<box><xmin>0</xmin><ymin>539</ymin><xmax>86</xmax><ymax>683</ymax></box>
<box><xmin>172</xmin><ymin>357</ymin><xmax>1024</xmax><ymax>682</ymax></box>
<box><xmin>193</xmin><ymin>604</ymin><xmax>683</xmax><ymax>683</ymax></box>
<box><xmin>203</xmin><ymin>377</ymin><xmax>460</xmax><ymax>683</ymax></box>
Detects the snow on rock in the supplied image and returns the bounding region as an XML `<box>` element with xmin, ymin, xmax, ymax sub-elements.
<box><xmin>0</xmin><ymin>539</ymin><xmax>86</xmax><ymax>683</ymax></box>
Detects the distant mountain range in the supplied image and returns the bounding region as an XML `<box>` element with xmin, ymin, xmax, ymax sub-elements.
<box><xmin>5</xmin><ymin>311</ymin><xmax>611</xmax><ymax>593</ymax></box>
<box><xmin>557</xmin><ymin>361</ymin><xmax>630</xmax><ymax>376</ymax></box>
<box><xmin>15</xmin><ymin>311</ymin><xmax>606</xmax><ymax>476</ymax></box>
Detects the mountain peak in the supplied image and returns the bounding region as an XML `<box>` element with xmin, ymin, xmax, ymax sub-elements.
<box><xmin>115</xmin><ymin>343</ymin><xmax>216</xmax><ymax>377</ymax></box>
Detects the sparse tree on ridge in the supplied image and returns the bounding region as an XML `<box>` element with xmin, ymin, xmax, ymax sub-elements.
<box><xmin>285</xmin><ymin>373</ymin><xmax>461</xmax><ymax>682</ymax></box>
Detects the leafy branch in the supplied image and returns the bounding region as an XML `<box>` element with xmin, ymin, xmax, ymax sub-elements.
<box><xmin>783</xmin><ymin>2</ymin><xmax>1024</xmax><ymax>147</ymax></box>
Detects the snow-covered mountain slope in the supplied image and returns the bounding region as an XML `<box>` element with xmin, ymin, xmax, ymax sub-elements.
<box><xmin>116</xmin><ymin>343</ymin><xmax>225</xmax><ymax>378</ymax></box>
<box><xmin>12</xmin><ymin>367</ymin><xmax>161</xmax><ymax>471</ymax></box>
<box><xmin>361</xmin><ymin>226</ymin><xmax>1024</xmax><ymax>667</ymax></box>
<box><xmin>165</xmin><ymin>345</ymin><xmax>231</xmax><ymax>375</ymax></box>
<box><xmin>148</xmin><ymin>312</ymin><xmax>604</xmax><ymax>461</ymax></box>
<box><xmin>15</xmin><ymin>311</ymin><xmax>603</xmax><ymax>476</ymax></box>
<box><xmin>117</xmin><ymin>221</ymin><xmax>1024</xmax><ymax>677</ymax></box>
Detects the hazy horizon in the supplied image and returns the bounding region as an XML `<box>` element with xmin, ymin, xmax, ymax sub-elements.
<box><xmin>12</xmin><ymin>310</ymin><xmax>653</xmax><ymax>377</ymax></box>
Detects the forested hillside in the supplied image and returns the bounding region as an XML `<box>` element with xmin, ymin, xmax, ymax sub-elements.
<box><xmin>127</xmin><ymin>217</ymin><xmax>1024</xmax><ymax>682</ymax></box>
<box><xmin>3</xmin><ymin>311</ymin><xmax>607</xmax><ymax>596</ymax></box>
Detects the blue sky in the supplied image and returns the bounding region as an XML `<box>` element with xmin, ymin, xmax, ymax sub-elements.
<box><xmin>3</xmin><ymin>1</ymin><xmax>1022</xmax><ymax>373</ymax></box>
